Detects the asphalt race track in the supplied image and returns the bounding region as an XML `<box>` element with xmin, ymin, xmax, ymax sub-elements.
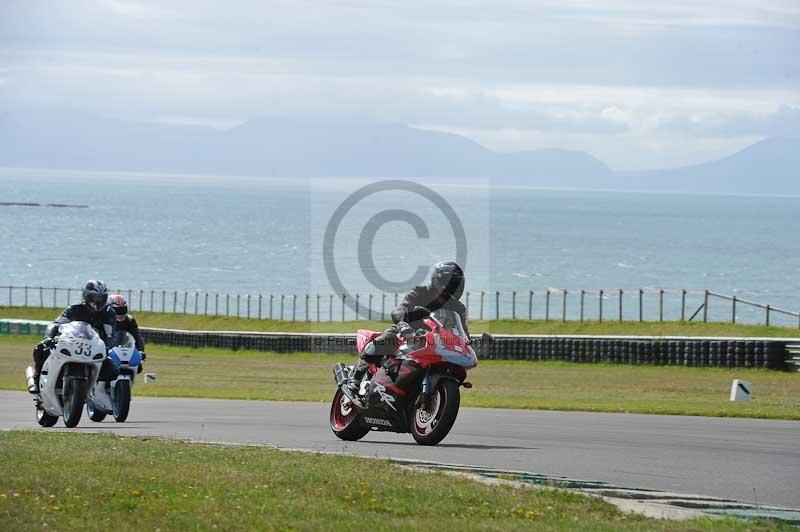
<box><xmin>1</xmin><ymin>391</ymin><xmax>797</xmax><ymax>508</ymax></box>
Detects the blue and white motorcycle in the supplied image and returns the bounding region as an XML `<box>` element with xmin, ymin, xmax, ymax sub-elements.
<box><xmin>86</xmin><ymin>330</ymin><xmax>141</xmax><ymax>422</ymax></box>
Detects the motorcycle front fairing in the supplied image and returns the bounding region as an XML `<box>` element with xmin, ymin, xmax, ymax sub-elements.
<box><xmin>40</xmin><ymin>322</ymin><xmax>106</xmax><ymax>416</ymax></box>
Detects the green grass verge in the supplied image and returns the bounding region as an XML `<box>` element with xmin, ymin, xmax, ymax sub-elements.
<box><xmin>0</xmin><ymin>431</ymin><xmax>782</xmax><ymax>531</ymax></box>
<box><xmin>2</xmin><ymin>335</ymin><xmax>798</xmax><ymax>419</ymax></box>
<box><xmin>2</xmin><ymin>306</ymin><xmax>799</xmax><ymax>337</ymax></box>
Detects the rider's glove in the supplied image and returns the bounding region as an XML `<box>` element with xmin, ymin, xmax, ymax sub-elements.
<box><xmin>41</xmin><ymin>337</ymin><xmax>57</xmax><ymax>350</ymax></box>
<box><xmin>397</xmin><ymin>322</ymin><xmax>415</xmax><ymax>340</ymax></box>
<box><xmin>140</xmin><ymin>351</ymin><xmax>147</xmax><ymax>360</ymax></box>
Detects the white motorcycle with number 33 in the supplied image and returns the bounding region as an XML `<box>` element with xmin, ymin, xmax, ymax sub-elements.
<box><xmin>24</xmin><ymin>321</ymin><xmax>107</xmax><ymax>428</ymax></box>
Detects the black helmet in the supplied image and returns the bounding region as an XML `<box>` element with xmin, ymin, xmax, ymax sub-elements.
<box><xmin>82</xmin><ymin>280</ymin><xmax>109</xmax><ymax>311</ymax></box>
<box><xmin>431</xmin><ymin>261</ymin><xmax>465</xmax><ymax>300</ymax></box>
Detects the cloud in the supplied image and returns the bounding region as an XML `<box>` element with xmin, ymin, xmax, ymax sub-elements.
<box><xmin>0</xmin><ymin>0</ymin><xmax>797</xmax><ymax>168</ymax></box>
<box><xmin>98</xmin><ymin>0</ymin><xmax>177</xmax><ymax>19</ymax></box>
<box><xmin>658</xmin><ymin>105</ymin><xmax>800</xmax><ymax>138</ymax></box>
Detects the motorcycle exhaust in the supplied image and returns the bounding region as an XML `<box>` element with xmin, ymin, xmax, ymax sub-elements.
<box><xmin>25</xmin><ymin>366</ymin><xmax>37</xmax><ymax>393</ymax></box>
<box><xmin>333</xmin><ymin>363</ymin><xmax>350</xmax><ymax>386</ymax></box>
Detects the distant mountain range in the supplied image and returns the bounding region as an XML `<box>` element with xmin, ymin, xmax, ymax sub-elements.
<box><xmin>2</xmin><ymin>112</ymin><xmax>798</xmax><ymax>194</ymax></box>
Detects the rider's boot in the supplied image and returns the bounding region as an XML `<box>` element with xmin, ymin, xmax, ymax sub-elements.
<box><xmin>347</xmin><ymin>358</ymin><xmax>369</xmax><ymax>395</ymax></box>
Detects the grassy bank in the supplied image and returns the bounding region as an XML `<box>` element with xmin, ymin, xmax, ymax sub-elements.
<box><xmin>0</xmin><ymin>431</ymin><xmax>780</xmax><ymax>531</ymax></box>
<box><xmin>2</xmin><ymin>335</ymin><xmax>798</xmax><ymax>419</ymax></box>
<box><xmin>2</xmin><ymin>306</ymin><xmax>799</xmax><ymax>337</ymax></box>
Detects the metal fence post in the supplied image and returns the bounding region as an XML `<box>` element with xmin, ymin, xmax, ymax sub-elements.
<box><xmin>280</xmin><ymin>295</ymin><xmax>285</xmax><ymax>320</ymax></box>
<box><xmin>270</xmin><ymin>295</ymin><xmax>274</xmax><ymax>320</ymax></box>
<box><xmin>205</xmin><ymin>293</ymin><xmax>209</xmax><ymax>316</ymax></box>
<box><xmin>562</xmin><ymin>289</ymin><xmax>567</xmax><ymax>322</ymax></box>
<box><xmin>53</xmin><ymin>287</ymin><xmax>57</xmax><ymax>308</ymax></box>
<box><xmin>394</xmin><ymin>293</ymin><xmax>398</xmax><ymax>307</ymax></box>
<box><xmin>316</xmin><ymin>294</ymin><xmax>321</xmax><ymax>322</ymax></box>
<box><xmin>619</xmin><ymin>289</ymin><xmax>623</xmax><ymax>322</ymax></box>
<box><xmin>329</xmin><ymin>294</ymin><xmax>333</xmax><ymax>322</ymax></box>
<box><xmin>599</xmin><ymin>290</ymin><xmax>604</xmax><ymax>322</ymax></box>
<box><xmin>381</xmin><ymin>293</ymin><xmax>386</xmax><ymax>319</ymax></box>
<box><xmin>258</xmin><ymin>294</ymin><xmax>262</xmax><ymax>319</ymax></box>
<box><xmin>494</xmin><ymin>291</ymin><xmax>499</xmax><ymax>320</ymax></box>
<box><xmin>237</xmin><ymin>294</ymin><xmax>241</xmax><ymax>318</ymax></box>
<box><xmin>766</xmin><ymin>305</ymin><xmax>770</xmax><ymax>326</ymax></box>
<box><xmin>67</xmin><ymin>287</ymin><xmax>71</xmax><ymax>306</ymax></box>
<box><xmin>703</xmin><ymin>290</ymin><xmax>709</xmax><ymax>323</ymax></box>
<box><xmin>341</xmin><ymin>294</ymin><xmax>345</xmax><ymax>321</ymax></box>
<box><xmin>292</xmin><ymin>295</ymin><xmax>296</xmax><ymax>321</ymax></box>
<box><xmin>465</xmin><ymin>291</ymin><xmax>470</xmax><ymax>317</ymax></box>
<box><xmin>529</xmin><ymin>290</ymin><xmax>534</xmax><ymax>320</ymax></box>
<box><xmin>39</xmin><ymin>286</ymin><xmax>43</xmax><ymax>307</ymax></box>
<box><xmin>246</xmin><ymin>295</ymin><xmax>251</xmax><ymax>319</ymax></box>
<box><xmin>511</xmin><ymin>291</ymin><xmax>516</xmax><ymax>319</ymax></box>
<box><xmin>173</xmin><ymin>291</ymin><xmax>177</xmax><ymax>313</ymax></box>
<box><xmin>183</xmin><ymin>291</ymin><xmax>188</xmax><ymax>314</ymax></box>
<box><xmin>215</xmin><ymin>293</ymin><xmax>219</xmax><ymax>315</ymax></box>
<box><xmin>639</xmin><ymin>289</ymin><xmax>643</xmax><ymax>322</ymax></box>
<box><xmin>731</xmin><ymin>296</ymin><xmax>736</xmax><ymax>324</ymax></box>
<box><xmin>355</xmin><ymin>294</ymin><xmax>360</xmax><ymax>320</ymax></box>
<box><xmin>194</xmin><ymin>292</ymin><xmax>199</xmax><ymax>314</ymax></box>
<box><xmin>305</xmin><ymin>294</ymin><xmax>310</xmax><ymax>322</ymax></box>
<box><xmin>24</xmin><ymin>286</ymin><xmax>28</xmax><ymax>307</ymax></box>
<box><xmin>225</xmin><ymin>294</ymin><xmax>230</xmax><ymax>316</ymax></box>
<box><xmin>479</xmin><ymin>291</ymin><xmax>485</xmax><ymax>320</ymax></box>
<box><xmin>681</xmin><ymin>289</ymin><xmax>686</xmax><ymax>321</ymax></box>
<box><xmin>8</xmin><ymin>286</ymin><xmax>11</xmax><ymax>307</ymax></box>
<box><xmin>545</xmin><ymin>290</ymin><xmax>550</xmax><ymax>321</ymax></box>
<box><xmin>659</xmin><ymin>289</ymin><xmax>664</xmax><ymax>322</ymax></box>
<box><xmin>162</xmin><ymin>290</ymin><xmax>166</xmax><ymax>313</ymax></box>
<box><xmin>579</xmin><ymin>290</ymin><xmax>585</xmax><ymax>322</ymax></box>
<box><xmin>368</xmin><ymin>294</ymin><xmax>373</xmax><ymax>320</ymax></box>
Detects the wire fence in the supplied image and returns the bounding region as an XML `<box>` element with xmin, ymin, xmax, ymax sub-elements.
<box><xmin>1</xmin><ymin>285</ymin><xmax>799</xmax><ymax>328</ymax></box>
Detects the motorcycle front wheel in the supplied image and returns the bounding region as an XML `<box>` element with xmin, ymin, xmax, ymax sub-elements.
<box><xmin>411</xmin><ymin>379</ymin><xmax>460</xmax><ymax>446</ymax></box>
<box><xmin>113</xmin><ymin>380</ymin><xmax>131</xmax><ymax>422</ymax></box>
<box><xmin>330</xmin><ymin>389</ymin><xmax>370</xmax><ymax>441</ymax></box>
<box><xmin>62</xmin><ymin>378</ymin><xmax>88</xmax><ymax>428</ymax></box>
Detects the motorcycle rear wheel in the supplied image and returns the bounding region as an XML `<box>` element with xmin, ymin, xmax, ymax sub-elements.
<box><xmin>36</xmin><ymin>404</ymin><xmax>58</xmax><ymax>427</ymax></box>
<box><xmin>411</xmin><ymin>379</ymin><xmax>460</xmax><ymax>446</ymax></box>
<box><xmin>330</xmin><ymin>389</ymin><xmax>370</xmax><ymax>441</ymax></box>
<box><xmin>87</xmin><ymin>399</ymin><xmax>107</xmax><ymax>422</ymax></box>
<box><xmin>62</xmin><ymin>378</ymin><xmax>88</xmax><ymax>428</ymax></box>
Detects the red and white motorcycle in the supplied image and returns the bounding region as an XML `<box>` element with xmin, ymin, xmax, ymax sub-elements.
<box><xmin>331</xmin><ymin>307</ymin><xmax>478</xmax><ymax>446</ymax></box>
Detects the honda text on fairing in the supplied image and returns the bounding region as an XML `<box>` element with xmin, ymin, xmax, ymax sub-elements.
<box><xmin>86</xmin><ymin>330</ymin><xmax>142</xmax><ymax>423</ymax></box>
<box><xmin>25</xmin><ymin>322</ymin><xmax>107</xmax><ymax>428</ymax></box>
<box><xmin>331</xmin><ymin>307</ymin><xmax>477</xmax><ymax>446</ymax></box>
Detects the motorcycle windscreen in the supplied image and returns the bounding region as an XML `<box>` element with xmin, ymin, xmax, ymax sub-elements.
<box><xmin>58</xmin><ymin>321</ymin><xmax>100</xmax><ymax>341</ymax></box>
<box><xmin>430</xmin><ymin>309</ymin><xmax>478</xmax><ymax>368</ymax></box>
<box><xmin>113</xmin><ymin>330</ymin><xmax>136</xmax><ymax>349</ymax></box>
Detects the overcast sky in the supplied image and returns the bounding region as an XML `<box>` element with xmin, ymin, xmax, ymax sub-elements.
<box><xmin>1</xmin><ymin>0</ymin><xmax>798</xmax><ymax>170</ymax></box>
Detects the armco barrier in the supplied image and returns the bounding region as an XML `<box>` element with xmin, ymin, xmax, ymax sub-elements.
<box><xmin>1</xmin><ymin>320</ymin><xmax>790</xmax><ymax>370</ymax></box>
<box><xmin>138</xmin><ymin>327</ymin><xmax>791</xmax><ymax>370</ymax></box>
